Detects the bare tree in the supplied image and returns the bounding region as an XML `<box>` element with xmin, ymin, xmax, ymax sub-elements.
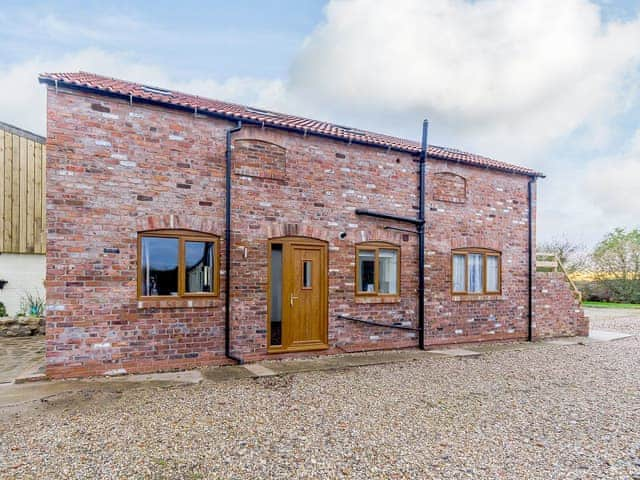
<box><xmin>538</xmin><ymin>236</ymin><xmax>588</xmax><ymax>274</ymax></box>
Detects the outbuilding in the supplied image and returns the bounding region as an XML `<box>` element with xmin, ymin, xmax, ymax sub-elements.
<box><xmin>0</xmin><ymin>120</ymin><xmax>46</xmax><ymax>317</ymax></box>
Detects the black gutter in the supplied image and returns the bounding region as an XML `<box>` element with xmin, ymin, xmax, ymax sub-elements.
<box><xmin>337</xmin><ymin>315</ymin><xmax>421</xmax><ymax>332</ymax></box>
<box><xmin>354</xmin><ymin>209</ymin><xmax>424</xmax><ymax>226</ymax></box>
<box><xmin>225</xmin><ymin>121</ymin><xmax>244</xmax><ymax>364</ymax></box>
<box><xmin>527</xmin><ymin>177</ymin><xmax>536</xmax><ymax>342</ymax></box>
<box><xmin>417</xmin><ymin>120</ymin><xmax>428</xmax><ymax>350</ymax></box>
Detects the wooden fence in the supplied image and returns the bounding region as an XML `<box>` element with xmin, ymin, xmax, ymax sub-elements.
<box><xmin>0</xmin><ymin>121</ymin><xmax>46</xmax><ymax>254</ymax></box>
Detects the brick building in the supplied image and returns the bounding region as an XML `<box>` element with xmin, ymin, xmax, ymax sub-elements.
<box><xmin>39</xmin><ymin>72</ymin><xmax>587</xmax><ymax>379</ymax></box>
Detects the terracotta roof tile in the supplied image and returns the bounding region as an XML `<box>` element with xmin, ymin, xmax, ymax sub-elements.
<box><xmin>38</xmin><ymin>72</ymin><xmax>543</xmax><ymax>177</ymax></box>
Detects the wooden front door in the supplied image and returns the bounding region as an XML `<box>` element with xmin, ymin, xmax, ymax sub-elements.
<box><xmin>268</xmin><ymin>237</ymin><xmax>328</xmax><ymax>353</ymax></box>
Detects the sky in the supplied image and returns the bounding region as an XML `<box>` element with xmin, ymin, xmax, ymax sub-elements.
<box><xmin>1</xmin><ymin>0</ymin><xmax>639</xmax><ymax>248</ymax></box>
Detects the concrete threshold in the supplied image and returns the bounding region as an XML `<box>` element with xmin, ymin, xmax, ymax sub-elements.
<box><xmin>541</xmin><ymin>330</ymin><xmax>632</xmax><ymax>346</ymax></box>
<box><xmin>203</xmin><ymin>347</ymin><xmax>491</xmax><ymax>382</ymax></box>
<box><xmin>589</xmin><ymin>329</ymin><xmax>633</xmax><ymax>342</ymax></box>
<box><xmin>242</xmin><ymin>364</ymin><xmax>277</xmax><ymax>377</ymax></box>
<box><xmin>203</xmin><ymin>349</ymin><xmax>430</xmax><ymax>381</ymax></box>
<box><xmin>543</xmin><ymin>337</ymin><xmax>589</xmax><ymax>346</ymax></box>
<box><xmin>426</xmin><ymin>348</ymin><xmax>481</xmax><ymax>358</ymax></box>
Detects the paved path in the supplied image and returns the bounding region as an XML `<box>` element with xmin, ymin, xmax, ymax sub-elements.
<box><xmin>0</xmin><ymin>336</ymin><xmax>44</xmax><ymax>384</ymax></box>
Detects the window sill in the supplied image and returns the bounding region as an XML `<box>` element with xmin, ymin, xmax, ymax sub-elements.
<box><xmin>137</xmin><ymin>297</ymin><xmax>220</xmax><ymax>309</ymax></box>
<box><xmin>355</xmin><ymin>295</ymin><xmax>401</xmax><ymax>304</ymax></box>
<box><xmin>451</xmin><ymin>294</ymin><xmax>504</xmax><ymax>302</ymax></box>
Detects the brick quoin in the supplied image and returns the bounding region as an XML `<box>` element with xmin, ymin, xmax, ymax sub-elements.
<box><xmin>43</xmin><ymin>84</ymin><xmax>586</xmax><ymax>379</ymax></box>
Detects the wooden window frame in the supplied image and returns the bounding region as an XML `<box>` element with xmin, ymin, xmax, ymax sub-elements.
<box><xmin>451</xmin><ymin>248</ymin><xmax>502</xmax><ymax>296</ymax></box>
<box><xmin>137</xmin><ymin>229</ymin><xmax>220</xmax><ymax>299</ymax></box>
<box><xmin>355</xmin><ymin>242</ymin><xmax>401</xmax><ymax>298</ymax></box>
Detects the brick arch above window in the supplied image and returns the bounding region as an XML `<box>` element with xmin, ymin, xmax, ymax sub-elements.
<box><xmin>355</xmin><ymin>229</ymin><xmax>404</xmax><ymax>244</ymax></box>
<box><xmin>135</xmin><ymin>214</ymin><xmax>220</xmax><ymax>235</ymax></box>
<box><xmin>452</xmin><ymin>246</ymin><xmax>501</xmax><ymax>255</ymax></box>
<box><xmin>450</xmin><ymin>236</ymin><xmax>503</xmax><ymax>252</ymax></box>
<box><xmin>264</xmin><ymin>223</ymin><xmax>406</xmax><ymax>245</ymax></box>
<box><xmin>355</xmin><ymin>240</ymin><xmax>400</xmax><ymax>248</ymax></box>
<box><xmin>266</xmin><ymin>223</ymin><xmax>330</xmax><ymax>242</ymax></box>
<box><xmin>432</xmin><ymin>171</ymin><xmax>467</xmax><ymax>203</ymax></box>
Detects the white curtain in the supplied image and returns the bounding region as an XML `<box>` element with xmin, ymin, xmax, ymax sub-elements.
<box><xmin>468</xmin><ymin>253</ymin><xmax>483</xmax><ymax>293</ymax></box>
<box><xmin>378</xmin><ymin>249</ymin><xmax>398</xmax><ymax>294</ymax></box>
<box><xmin>453</xmin><ymin>254</ymin><xmax>466</xmax><ymax>292</ymax></box>
<box><xmin>486</xmin><ymin>255</ymin><xmax>499</xmax><ymax>292</ymax></box>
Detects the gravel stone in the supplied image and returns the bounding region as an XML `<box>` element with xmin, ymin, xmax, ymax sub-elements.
<box><xmin>0</xmin><ymin>308</ymin><xmax>638</xmax><ymax>479</ymax></box>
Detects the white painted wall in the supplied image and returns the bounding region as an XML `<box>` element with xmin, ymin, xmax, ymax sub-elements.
<box><xmin>0</xmin><ymin>254</ymin><xmax>45</xmax><ymax>316</ymax></box>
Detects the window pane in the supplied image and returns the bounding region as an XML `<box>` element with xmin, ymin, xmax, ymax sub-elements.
<box><xmin>185</xmin><ymin>241</ymin><xmax>214</xmax><ymax>293</ymax></box>
<box><xmin>303</xmin><ymin>260</ymin><xmax>312</xmax><ymax>288</ymax></box>
<box><xmin>453</xmin><ymin>254</ymin><xmax>466</xmax><ymax>292</ymax></box>
<box><xmin>468</xmin><ymin>253</ymin><xmax>484</xmax><ymax>293</ymax></box>
<box><xmin>141</xmin><ymin>237</ymin><xmax>179</xmax><ymax>296</ymax></box>
<box><xmin>486</xmin><ymin>255</ymin><xmax>499</xmax><ymax>292</ymax></box>
<box><xmin>270</xmin><ymin>244</ymin><xmax>283</xmax><ymax>346</ymax></box>
<box><xmin>378</xmin><ymin>249</ymin><xmax>398</xmax><ymax>294</ymax></box>
<box><xmin>358</xmin><ymin>250</ymin><xmax>376</xmax><ymax>292</ymax></box>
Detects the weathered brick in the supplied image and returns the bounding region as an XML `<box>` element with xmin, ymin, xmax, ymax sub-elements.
<box><xmin>44</xmin><ymin>85</ymin><xmax>582</xmax><ymax>379</ymax></box>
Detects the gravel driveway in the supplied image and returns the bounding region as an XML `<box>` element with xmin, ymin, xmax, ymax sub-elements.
<box><xmin>1</xmin><ymin>309</ymin><xmax>639</xmax><ymax>479</ymax></box>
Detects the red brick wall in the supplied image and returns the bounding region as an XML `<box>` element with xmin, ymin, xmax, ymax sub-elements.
<box><xmin>45</xmin><ymin>90</ymin><xmax>232</xmax><ymax>378</ymax></box>
<box><xmin>45</xmin><ymin>87</ymin><xmax>421</xmax><ymax>378</ymax></box>
<box><xmin>424</xmin><ymin>163</ymin><xmax>534</xmax><ymax>345</ymax></box>
<box><xmin>534</xmin><ymin>272</ymin><xmax>588</xmax><ymax>337</ymax></box>
<box><xmin>44</xmin><ymin>85</ymin><xmax>577</xmax><ymax>379</ymax></box>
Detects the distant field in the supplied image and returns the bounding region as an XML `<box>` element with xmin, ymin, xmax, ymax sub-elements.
<box><xmin>582</xmin><ymin>301</ymin><xmax>640</xmax><ymax>309</ymax></box>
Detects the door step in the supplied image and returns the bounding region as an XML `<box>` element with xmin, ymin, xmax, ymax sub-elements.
<box><xmin>242</xmin><ymin>364</ymin><xmax>277</xmax><ymax>377</ymax></box>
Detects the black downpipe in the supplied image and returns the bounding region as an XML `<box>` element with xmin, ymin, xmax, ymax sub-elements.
<box><xmin>225</xmin><ymin>121</ymin><xmax>244</xmax><ymax>364</ymax></box>
<box><xmin>527</xmin><ymin>177</ymin><xmax>535</xmax><ymax>342</ymax></box>
<box><xmin>418</xmin><ymin>120</ymin><xmax>428</xmax><ymax>350</ymax></box>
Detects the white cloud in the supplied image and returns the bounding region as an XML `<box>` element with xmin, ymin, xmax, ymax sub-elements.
<box><xmin>583</xmin><ymin>129</ymin><xmax>640</xmax><ymax>223</ymax></box>
<box><xmin>537</xmin><ymin>127</ymin><xmax>640</xmax><ymax>246</ymax></box>
<box><xmin>288</xmin><ymin>0</ymin><xmax>640</xmax><ymax>162</ymax></box>
<box><xmin>0</xmin><ymin>48</ymin><xmax>284</xmax><ymax>136</ymax></box>
<box><xmin>1</xmin><ymin>1</ymin><xmax>639</xmax><ymax>247</ymax></box>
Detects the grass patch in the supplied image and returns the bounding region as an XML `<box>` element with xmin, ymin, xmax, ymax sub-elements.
<box><xmin>582</xmin><ymin>301</ymin><xmax>640</xmax><ymax>309</ymax></box>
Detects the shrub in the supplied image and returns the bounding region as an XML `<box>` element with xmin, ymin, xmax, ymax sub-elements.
<box><xmin>19</xmin><ymin>290</ymin><xmax>45</xmax><ymax>317</ymax></box>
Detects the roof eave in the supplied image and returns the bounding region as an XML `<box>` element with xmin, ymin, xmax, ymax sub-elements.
<box><xmin>39</xmin><ymin>75</ymin><xmax>544</xmax><ymax>178</ymax></box>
